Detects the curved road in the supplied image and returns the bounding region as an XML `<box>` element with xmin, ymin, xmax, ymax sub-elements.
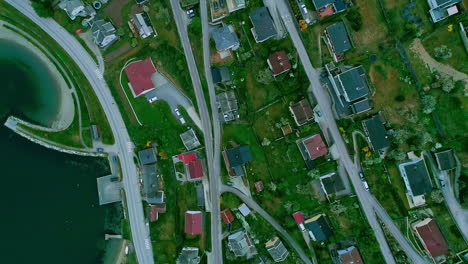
<box><xmin>7</xmin><ymin>1</ymin><xmax>155</xmax><ymax>263</ymax></box>
<box><xmin>277</xmin><ymin>1</ymin><xmax>427</xmax><ymax>263</ymax></box>
<box><xmin>221</xmin><ymin>186</ymin><xmax>313</xmax><ymax>264</ymax></box>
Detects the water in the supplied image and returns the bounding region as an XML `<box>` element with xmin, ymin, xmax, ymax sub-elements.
<box><xmin>0</xmin><ymin>39</ymin><xmax>109</xmax><ymax>263</ymax></box>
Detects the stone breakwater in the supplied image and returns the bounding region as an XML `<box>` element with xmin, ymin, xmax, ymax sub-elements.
<box><xmin>4</xmin><ymin>116</ymin><xmax>103</xmax><ymax>158</ymax></box>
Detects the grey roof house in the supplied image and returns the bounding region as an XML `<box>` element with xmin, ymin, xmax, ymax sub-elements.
<box><xmin>399</xmin><ymin>159</ymin><xmax>433</xmax><ymax>207</ymax></box>
<box><xmin>222</xmin><ymin>145</ymin><xmax>253</xmax><ymax>176</ymax></box>
<box><xmin>312</xmin><ymin>0</ymin><xmax>347</xmax><ymax>12</ymax></box>
<box><xmin>249</xmin><ymin>7</ymin><xmax>277</xmax><ymax>43</ymax></box>
<box><xmin>228</xmin><ymin>229</ymin><xmax>257</xmax><ymax>259</ymax></box>
<box><xmin>325</xmin><ymin>22</ymin><xmax>352</xmax><ymax>62</ymax></box>
<box><xmin>138</xmin><ymin>148</ymin><xmax>157</xmax><ymax>165</ymax></box>
<box><xmin>142</xmin><ymin>164</ymin><xmax>164</xmax><ymax>204</ymax></box>
<box><xmin>326</xmin><ymin>64</ymin><xmax>372</xmax><ymax>117</ymax></box>
<box><xmin>212</xmin><ymin>24</ymin><xmax>240</xmax><ymax>52</ymax></box>
<box><xmin>216</xmin><ymin>90</ymin><xmax>239</xmax><ymax>122</ymax></box>
<box><xmin>176</xmin><ymin>247</ymin><xmax>200</xmax><ymax>264</ymax></box>
<box><xmin>435</xmin><ymin>149</ymin><xmax>456</xmax><ymax>171</ymax></box>
<box><xmin>59</xmin><ymin>0</ymin><xmax>85</xmax><ymax>20</ymax></box>
<box><xmin>319</xmin><ymin>171</ymin><xmax>345</xmax><ymax>199</ymax></box>
<box><xmin>211</xmin><ymin>67</ymin><xmax>231</xmax><ymax>84</ymax></box>
<box><xmin>427</xmin><ymin>0</ymin><xmax>461</xmax><ymax>23</ymax></box>
<box><xmin>265</xmin><ymin>236</ymin><xmax>289</xmax><ymax>262</ymax></box>
<box><xmin>180</xmin><ymin>128</ymin><xmax>201</xmax><ymax>151</ymax></box>
<box><xmin>90</xmin><ymin>18</ymin><xmax>118</xmax><ymax>48</ymax></box>
<box><xmin>130</xmin><ymin>12</ymin><xmax>155</xmax><ymax>39</ymax></box>
<box><xmin>304</xmin><ymin>214</ymin><xmax>332</xmax><ymax>241</ymax></box>
<box><xmin>362</xmin><ymin>113</ymin><xmax>391</xmax><ymax>156</ymax></box>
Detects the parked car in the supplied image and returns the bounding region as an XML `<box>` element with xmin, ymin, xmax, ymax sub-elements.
<box><xmin>186</xmin><ymin>9</ymin><xmax>195</xmax><ymax>18</ymax></box>
<box><xmin>362</xmin><ymin>180</ymin><xmax>369</xmax><ymax>191</ymax></box>
<box><xmin>179</xmin><ymin>117</ymin><xmax>186</xmax><ymax>125</ymax></box>
<box><xmin>220</xmin><ymin>0</ymin><xmax>225</xmax><ymax>8</ymax></box>
<box><xmin>174</xmin><ymin>108</ymin><xmax>181</xmax><ymax>116</ymax></box>
<box><xmin>148</xmin><ymin>96</ymin><xmax>157</xmax><ymax>103</ymax></box>
<box><xmin>97</xmin><ymin>148</ymin><xmax>104</xmax><ymax>152</ymax></box>
<box><xmin>213</xmin><ymin>1</ymin><xmax>218</xmax><ymax>11</ymax></box>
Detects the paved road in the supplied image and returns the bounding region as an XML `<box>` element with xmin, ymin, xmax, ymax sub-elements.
<box><xmin>221</xmin><ymin>186</ymin><xmax>314</xmax><ymax>264</ymax></box>
<box><xmin>6</xmin><ymin>1</ymin><xmax>155</xmax><ymax>263</ymax></box>
<box><xmin>169</xmin><ymin>1</ymin><xmax>223</xmax><ymax>263</ymax></box>
<box><xmin>277</xmin><ymin>1</ymin><xmax>427</xmax><ymax>263</ymax></box>
<box><xmin>200</xmin><ymin>0</ymin><xmax>224</xmax><ymax>263</ymax></box>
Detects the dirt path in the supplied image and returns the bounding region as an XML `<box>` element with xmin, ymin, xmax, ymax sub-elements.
<box><xmin>410</xmin><ymin>39</ymin><xmax>468</xmax><ymax>89</ymax></box>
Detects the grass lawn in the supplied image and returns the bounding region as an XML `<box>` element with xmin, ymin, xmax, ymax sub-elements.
<box><xmin>421</xmin><ymin>25</ymin><xmax>468</xmax><ymax>74</ymax></box>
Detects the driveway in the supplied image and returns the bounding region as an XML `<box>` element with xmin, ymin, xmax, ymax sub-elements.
<box><xmin>151</xmin><ymin>71</ymin><xmax>203</xmax><ymax>130</ymax></box>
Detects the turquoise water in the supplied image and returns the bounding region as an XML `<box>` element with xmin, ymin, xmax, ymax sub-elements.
<box><xmin>0</xmin><ymin>39</ymin><xmax>110</xmax><ymax>263</ymax></box>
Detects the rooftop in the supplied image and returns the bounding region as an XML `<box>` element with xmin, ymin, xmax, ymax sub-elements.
<box><xmin>180</xmin><ymin>129</ymin><xmax>201</xmax><ymax>151</ymax></box>
<box><xmin>211</xmin><ymin>67</ymin><xmax>231</xmax><ymax>84</ymax></box>
<box><xmin>267</xmin><ymin>50</ymin><xmax>292</xmax><ymax>76</ymax></box>
<box><xmin>176</xmin><ymin>247</ymin><xmax>200</xmax><ymax>264</ymax></box>
<box><xmin>292</xmin><ymin>212</ymin><xmax>304</xmax><ymax>224</ymax></box>
<box><xmin>335</xmin><ymin>66</ymin><xmax>369</xmax><ymax>102</ymax></box>
<box><xmin>249</xmin><ymin>7</ymin><xmax>277</xmax><ymax>42</ymax></box>
<box><xmin>337</xmin><ymin>246</ymin><xmax>364</xmax><ymax>264</ymax></box>
<box><xmin>304</xmin><ymin>214</ymin><xmax>332</xmax><ymax>241</ymax></box>
<box><xmin>399</xmin><ymin>159</ymin><xmax>433</xmax><ymax>197</ymax></box>
<box><xmin>289</xmin><ymin>99</ymin><xmax>314</xmax><ymax>126</ymax></box>
<box><xmin>362</xmin><ymin>113</ymin><xmax>391</xmax><ymax>152</ymax></box>
<box><xmin>212</xmin><ymin>24</ymin><xmax>240</xmax><ymax>51</ymax></box>
<box><xmin>221</xmin><ymin>209</ymin><xmax>235</xmax><ymax>224</ymax></box>
<box><xmin>414</xmin><ymin>218</ymin><xmax>448</xmax><ymax>257</ymax></box>
<box><xmin>238</xmin><ymin>203</ymin><xmax>251</xmax><ymax>216</ymax></box>
<box><xmin>226</xmin><ymin>145</ymin><xmax>253</xmax><ymax>168</ymax></box>
<box><xmin>435</xmin><ymin>149</ymin><xmax>456</xmax><ymax>171</ymax></box>
<box><xmin>303</xmin><ymin>134</ymin><xmax>328</xmax><ymax>160</ymax></box>
<box><xmin>228</xmin><ymin>229</ymin><xmax>257</xmax><ymax>258</ymax></box>
<box><xmin>142</xmin><ymin>164</ymin><xmax>163</xmax><ymax>204</ymax></box>
<box><xmin>265</xmin><ymin>236</ymin><xmax>289</xmax><ymax>262</ymax></box>
<box><xmin>326</xmin><ymin>22</ymin><xmax>352</xmax><ymax>54</ymax></box>
<box><xmin>188</xmin><ymin>158</ymin><xmax>204</xmax><ymax>180</ymax></box>
<box><xmin>185</xmin><ymin>211</ymin><xmax>203</xmax><ymax>235</ymax></box>
<box><xmin>138</xmin><ymin>148</ymin><xmax>157</xmax><ymax>165</ymax></box>
<box><xmin>320</xmin><ymin>172</ymin><xmax>345</xmax><ymax>196</ymax></box>
<box><xmin>124</xmin><ymin>58</ymin><xmax>157</xmax><ymax>97</ymax></box>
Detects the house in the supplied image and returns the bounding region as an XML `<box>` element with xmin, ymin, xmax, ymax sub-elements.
<box><xmin>222</xmin><ymin>145</ymin><xmax>253</xmax><ymax>176</ymax></box>
<box><xmin>90</xmin><ymin>18</ymin><xmax>118</xmax><ymax>48</ymax></box>
<box><xmin>130</xmin><ymin>13</ymin><xmax>156</xmax><ymax>39</ymax></box>
<box><xmin>124</xmin><ymin>58</ymin><xmax>157</xmax><ymax>97</ymax></box>
<box><xmin>337</xmin><ymin>246</ymin><xmax>364</xmax><ymax>264</ymax></box>
<box><xmin>319</xmin><ymin>171</ymin><xmax>345</xmax><ymax>199</ymax></box>
<box><xmin>212</xmin><ymin>24</ymin><xmax>240</xmax><ymax>56</ymax></box>
<box><xmin>297</xmin><ymin>134</ymin><xmax>328</xmax><ymax>166</ymax></box>
<box><xmin>304</xmin><ymin>214</ymin><xmax>332</xmax><ymax>241</ymax></box>
<box><xmin>180</xmin><ymin>129</ymin><xmax>201</xmax><ymax>151</ymax></box>
<box><xmin>362</xmin><ymin>113</ymin><xmax>391</xmax><ymax>156</ymax></box>
<box><xmin>289</xmin><ymin>99</ymin><xmax>314</xmax><ymax>126</ymax></box>
<box><xmin>228</xmin><ymin>229</ymin><xmax>257</xmax><ymax>259</ymax></box>
<box><xmin>185</xmin><ymin>211</ymin><xmax>203</xmax><ymax>235</ymax></box>
<box><xmin>265</xmin><ymin>236</ymin><xmax>289</xmax><ymax>262</ymax></box>
<box><xmin>325</xmin><ymin>22</ymin><xmax>352</xmax><ymax>62</ymax></box>
<box><xmin>249</xmin><ymin>7</ymin><xmax>277</xmax><ymax>43</ymax></box>
<box><xmin>176</xmin><ymin>247</ymin><xmax>200</xmax><ymax>264</ymax></box>
<box><xmin>148</xmin><ymin>204</ymin><xmax>159</xmax><ymax>222</ymax></box>
<box><xmin>195</xmin><ymin>184</ymin><xmax>205</xmax><ymax>207</ymax></box>
<box><xmin>211</xmin><ymin>67</ymin><xmax>231</xmax><ymax>84</ymax></box>
<box><xmin>281</xmin><ymin>124</ymin><xmax>293</xmax><ymax>136</ymax></box>
<box><xmin>227</xmin><ymin>0</ymin><xmax>246</xmax><ymax>13</ymax></box>
<box><xmin>413</xmin><ymin>218</ymin><xmax>449</xmax><ymax>258</ymax></box>
<box><xmin>238</xmin><ymin>203</ymin><xmax>251</xmax><ymax>216</ymax></box>
<box><xmin>435</xmin><ymin>149</ymin><xmax>456</xmax><ymax>171</ymax></box>
<box><xmin>326</xmin><ymin>64</ymin><xmax>372</xmax><ymax>118</ymax></box>
<box><xmin>312</xmin><ymin>0</ymin><xmax>347</xmax><ymax>19</ymax></box>
<box><xmin>221</xmin><ymin>209</ymin><xmax>235</xmax><ymax>224</ymax></box>
<box><xmin>138</xmin><ymin>148</ymin><xmax>157</xmax><ymax>165</ymax></box>
<box><xmin>255</xmin><ymin>181</ymin><xmax>264</xmax><ymax>192</ymax></box>
<box><xmin>142</xmin><ymin>164</ymin><xmax>164</xmax><ymax>204</ymax></box>
<box><xmin>292</xmin><ymin>211</ymin><xmax>306</xmax><ymax>230</ymax></box>
<box><xmin>174</xmin><ymin>152</ymin><xmax>205</xmax><ymax>181</ymax></box>
<box><xmin>267</xmin><ymin>50</ymin><xmax>292</xmax><ymax>76</ymax></box>
<box><xmin>427</xmin><ymin>0</ymin><xmax>461</xmax><ymax>23</ymax></box>
<box><xmin>216</xmin><ymin>90</ymin><xmax>239</xmax><ymax>122</ymax></box>
<box><xmin>58</xmin><ymin>0</ymin><xmax>85</xmax><ymax>20</ymax></box>
<box><xmin>398</xmin><ymin>159</ymin><xmax>433</xmax><ymax>207</ymax></box>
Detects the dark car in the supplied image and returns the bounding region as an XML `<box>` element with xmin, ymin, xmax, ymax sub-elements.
<box><xmin>219</xmin><ymin>0</ymin><xmax>225</xmax><ymax>8</ymax></box>
<box><xmin>213</xmin><ymin>1</ymin><xmax>218</xmax><ymax>11</ymax></box>
<box><xmin>97</xmin><ymin>148</ymin><xmax>104</xmax><ymax>153</ymax></box>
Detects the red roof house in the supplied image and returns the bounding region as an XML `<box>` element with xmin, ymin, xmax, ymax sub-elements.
<box><xmin>177</xmin><ymin>153</ymin><xmax>197</xmax><ymax>165</ymax></box>
<box><xmin>124</xmin><ymin>58</ymin><xmax>156</xmax><ymax>97</ymax></box>
<box><xmin>148</xmin><ymin>205</ymin><xmax>159</xmax><ymax>222</ymax></box>
<box><xmin>267</xmin><ymin>50</ymin><xmax>292</xmax><ymax>76</ymax></box>
<box><xmin>255</xmin><ymin>181</ymin><xmax>264</xmax><ymax>192</ymax></box>
<box><xmin>292</xmin><ymin>212</ymin><xmax>304</xmax><ymax>224</ymax></box>
<box><xmin>302</xmin><ymin>134</ymin><xmax>328</xmax><ymax>160</ymax></box>
<box><xmin>414</xmin><ymin>219</ymin><xmax>448</xmax><ymax>258</ymax></box>
<box><xmin>220</xmin><ymin>209</ymin><xmax>235</xmax><ymax>224</ymax></box>
<box><xmin>185</xmin><ymin>211</ymin><xmax>203</xmax><ymax>235</ymax></box>
<box><xmin>188</xmin><ymin>159</ymin><xmax>204</xmax><ymax>180</ymax></box>
<box><xmin>338</xmin><ymin>246</ymin><xmax>364</xmax><ymax>264</ymax></box>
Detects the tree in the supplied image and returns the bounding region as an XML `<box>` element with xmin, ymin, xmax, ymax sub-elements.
<box><xmin>388</xmin><ymin>149</ymin><xmax>406</xmax><ymax>161</ymax></box>
<box><xmin>307</xmin><ymin>169</ymin><xmax>320</xmax><ymax>180</ymax></box>
<box><xmin>421</xmin><ymin>95</ymin><xmax>436</xmax><ymax>114</ymax></box>
<box><xmin>434</xmin><ymin>45</ymin><xmax>452</xmax><ymax>60</ymax></box>
<box><xmin>31</xmin><ymin>0</ymin><xmax>54</xmax><ymax>18</ymax></box>
<box><xmin>346</xmin><ymin>8</ymin><xmax>363</xmax><ymax>31</ymax></box>
<box><xmin>440</xmin><ymin>76</ymin><xmax>455</xmax><ymax>93</ymax></box>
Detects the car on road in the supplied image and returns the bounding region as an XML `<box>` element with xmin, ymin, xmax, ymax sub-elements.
<box><xmin>315</xmin><ymin>109</ymin><xmax>322</xmax><ymax>117</ymax></box>
<box><xmin>174</xmin><ymin>108</ymin><xmax>181</xmax><ymax>116</ymax></box>
<box><xmin>97</xmin><ymin>148</ymin><xmax>104</xmax><ymax>152</ymax></box>
<box><xmin>213</xmin><ymin>1</ymin><xmax>218</xmax><ymax>11</ymax></box>
<box><xmin>362</xmin><ymin>180</ymin><xmax>369</xmax><ymax>191</ymax></box>
<box><xmin>148</xmin><ymin>96</ymin><xmax>157</xmax><ymax>103</ymax></box>
<box><xmin>179</xmin><ymin>117</ymin><xmax>186</xmax><ymax>124</ymax></box>
<box><xmin>359</xmin><ymin>172</ymin><xmax>365</xmax><ymax>180</ymax></box>
<box><xmin>220</xmin><ymin>0</ymin><xmax>225</xmax><ymax>8</ymax></box>
<box><xmin>226</xmin><ymin>181</ymin><xmax>233</xmax><ymax>186</ymax></box>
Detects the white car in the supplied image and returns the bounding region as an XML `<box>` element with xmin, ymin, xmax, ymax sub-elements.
<box><xmin>148</xmin><ymin>96</ymin><xmax>157</xmax><ymax>103</ymax></box>
<box><xmin>179</xmin><ymin>117</ymin><xmax>186</xmax><ymax>124</ymax></box>
<box><xmin>174</xmin><ymin>108</ymin><xmax>181</xmax><ymax>116</ymax></box>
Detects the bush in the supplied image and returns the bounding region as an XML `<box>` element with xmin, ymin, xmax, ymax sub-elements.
<box><xmin>395</xmin><ymin>95</ymin><xmax>405</xmax><ymax>102</ymax></box>
<box><xmin>434</xmin><ymin>45</ymin><xmax>452</xmax><ymax>60</ymax></box>
<box><xmin>346</xmin><ymin>8</ymin><xmax>363</xmax><ymax>31</ymax></box>
<box><xmin>421</xmin><ymin>94</ymin><xmax>436</xmax><ymax>114</ymax></box>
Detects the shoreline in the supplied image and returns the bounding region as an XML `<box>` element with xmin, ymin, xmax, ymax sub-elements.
<box><xmin>0</xmin><ymin>24</ymin><xmax>74</xmax><ymax>131</ymax></box>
